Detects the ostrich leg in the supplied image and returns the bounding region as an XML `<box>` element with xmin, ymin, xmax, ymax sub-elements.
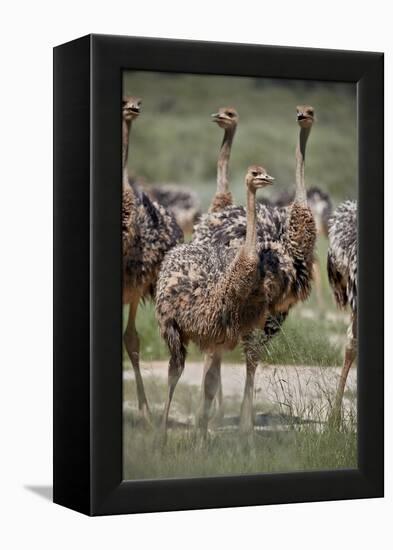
<box><xmin>239</xmin><ymin>322</ymin><xmax>268</xmax><ymax>433</ymax></box>
<box><xmin>199</xmin><ymin>352</ymin><xmax>224</xmax><ymax>427</ymax></box>
<box><xmin>214</xmin><ymin>372</ymin><xmax>224</xmax><ymax>424</ymax></box>
<box><xmin>123</xmin><ymin>293</ymin><xmax>152</xmax><ymax>425</ymax></box>
<box><xmin>239</xmin><ymin>349</ymin><xmax>257</xmax><ymax>433</ymax></box>
<box><xmin>330</xmin><ymin>313</ymin><xmax>357</xmax><ymax>427</ymax></box>
<box><xmin>197</xmin><ymin>351</ymin><xmax>222</xmax><ymax>439</ymax></box>
<box><xmin>160</xmin><ymin>345</ymin><xmax>186</xmax><ymax>444</ymax></box>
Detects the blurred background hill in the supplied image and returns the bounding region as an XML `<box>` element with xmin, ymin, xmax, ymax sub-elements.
<box><xmin>124</xmin><ymin>71</ymin><xmax>357</xmax><ymax>209</ymax></box>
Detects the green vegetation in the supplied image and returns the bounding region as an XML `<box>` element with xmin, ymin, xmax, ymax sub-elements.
<box><xmin>123</xmin><ymin>71</ymin><xmax>357</xmax><ymax>206</ymax></box>
<box><xmin>123</xmin><ymin>376</ymin><xmax>357</xmax><ymax>480</ymax></box>
<box><xmin>124</xmin><ymin>426</ymin><xmax>357</xmax><ymax>480</ymax></box>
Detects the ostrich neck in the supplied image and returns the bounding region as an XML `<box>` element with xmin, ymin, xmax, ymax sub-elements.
<box><xmin>294</xmin><ymin>126</ymin><xmax>310</xmax><ymax>205</ymax></box>
<box><xmin>216</xmin><ymin>185</ymin><xmax>259</xmax><ymax>312</ymax></box>
<box><xmin>285</xmin><ymin>125</ymin><xmax>316</xmax><ymax>259</ymax></box>
<box><xmin>122</xmin><ymin>118</ymin><xmax>133</xmax><ymax>190</ymax></box>
<box><xmin>122</xmin><ymin>116</ymin><xmax>137</xmax><ymax>235</ymax></box>
<box><xmin>122</xmin><ymin>119</ymin><xmax>131</xmax><ymax>168</ymax></box>
<box><xmin>244</xmin><ymin>187</ymin><xmax>257</xmax><ymax>255</ymax></box>
<box><xmin>217</xmin><ymin>126</ymin><xmax>236</xmax><ymax>194</ymax></box>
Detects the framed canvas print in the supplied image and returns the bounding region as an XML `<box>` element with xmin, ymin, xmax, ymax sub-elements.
<box><xmin>53</xmin><ymin>34</ymin><xmax>384</xmax><ymax>516</ymax></box>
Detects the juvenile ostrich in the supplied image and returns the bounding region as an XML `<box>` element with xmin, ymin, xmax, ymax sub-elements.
<box><xmin>142</xmin><ymin>183</ymin><xmax>201</xmax><ymax>235</ymax></box>
<box><xmin>192</xmin><ymin>105</ymin><xmax>317</xmax><ymax>432</ymax></box>
<box><xmin>260</xmin><ymin>186</ymin><xmax>332</xmax><ymax>308</ymax></box>
<box><xmin>122</xmin><ymin>96</ymin><xmax>183</xmax><ymax>422</ymax></box>
<box><xmin>209</xmin><ymin>106</ymin><xmax>239</xmax><ymax>212</ymax></box>
<box><xmin>199</xmin><ymin>106</ymin><xmax>239</xmax><ymax>416</ymax></box>
<box><xmin>156</xmin><ymin>165</ymin><xmax>282</xmax><ymax>440</ymax></box>
<box><xmin>260</xmin><ymin>186</ymin><xmax>332</xmax><ymax>238</ymax></box>
<box><xmin>327</xmin><ymin>200</ymin><xmax>357</xmax><ymax>424</ymax></box>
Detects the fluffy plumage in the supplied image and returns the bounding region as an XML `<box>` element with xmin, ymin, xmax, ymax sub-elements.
<box><xmin>156</xmin><ymin>238</ymin><xmax>295</xmax><ymax>353</ymax></box>
<box><xmin>192</xmin><ymin>200</ymin><xmax>315</xmax><ymax>354</ymax></box>
<box><xmin>259</xmin><ymin>186</ymin><xmax>332</xmax><ymax>237</ymax></box>
<box><xmin>123</xmin><ymin>186</ymin><xmax>183</xmax><ymax>300</ymax></box>
<box><xmin>143</xmin><ymin>183</ymin><xmax>201</xmax><ymax>234</ymax></box>
<box><xmin>194</xmin><ymin>202</ymin><xmax>286</xmax><ymax>247</ymax></box>
<box><xmin>327</xmin><ymin>200</ymin><xmax>357</xmax><ymax>312</ymax></box>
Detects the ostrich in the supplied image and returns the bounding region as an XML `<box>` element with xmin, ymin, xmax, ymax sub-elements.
<box><xmin>156</xmin><ymin>164</ymin><xmax>284</xmax><ymax>441</ymax></box>
<box><xmin>209</xmin><ymin>106</ymin><xmax>239</xmax><ymax>212</ymax></box>
<box><xmin>327</xmin><ymin>200</ymin><xmax>357</xmax><ymax>425</ymax></box>
<box><xmin>122</xmin><ymin>96</ymin><xmax>142</xmax><ymax>249</ymax></box>
<box><xmin>192</xmin><ymin>105</ymin><xmax>317</xmax><ymax>432</ymax></box>
<box><xmin>141</xmin><ymin>182</ymin><xmax>201</xmax><ymax>235</ymax></box>
<box><xmin>259</xmin><ymin>186</ymin><xmax>332</xmax><ymax>238</ymax></box>
<box><xmin>127</xmin><ymin>106</ymin><xmax>237</xmax><ymax>235</ymax></box>
<box><xmin>199</xmin><ymin>106</ymin><xmax>239</xmax><ymax>418</ymax></box>
<box><xmin>259</xmin><ymin>186</ymin><xmax>332</xmax><ymax>308</ymax></box>
<box><xmin>122</xmin><ymin>96</ymin><xmax>183</xmax><ymax>423</ymax></box>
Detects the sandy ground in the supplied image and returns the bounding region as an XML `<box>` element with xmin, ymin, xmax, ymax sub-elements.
<box><xmin>124</xmin><ymin>361</ymin><xmax>357</xmax><ymax>423</ymax></box>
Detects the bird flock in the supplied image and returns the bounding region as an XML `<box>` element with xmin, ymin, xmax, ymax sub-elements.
<box><xmin>122</xmin><ymin>95</ymin><xmax>357</xmax><ymax>442</ymax></box>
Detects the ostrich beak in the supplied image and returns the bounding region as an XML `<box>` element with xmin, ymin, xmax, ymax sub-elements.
<box><xmin>262</xmin><ymin>174</ymin><xmax>275</xmax><ymax>184</ymax></box>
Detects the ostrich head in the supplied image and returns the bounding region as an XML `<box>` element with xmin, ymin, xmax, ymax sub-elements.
<box><xmin>245</xmin><ymin>165</ymin><xmax>275</xmax><ymax>191</ymax></box>
<box><xmin>123</xmin><ymin>96</ymin><xmax>142</xmax><ymax>121</ymax></box>
<box><xmin>296</xmin><ymin>105</ymin><xmax>315</xmax><ymax>129</ymax></box>
<box><xmin>211</xmin><ymin>106</ymin><xmax>239</xmax><ymax>129</ymax></box>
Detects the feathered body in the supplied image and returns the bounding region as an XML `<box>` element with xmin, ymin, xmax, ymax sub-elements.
<box><xmin>143</xmin><ymin>183</ymin><xmax>201</xmax><ymax>234</ymax></box>
<box><xmin>156</xmin><ymin>238</ymin><xmax>295</xmax><ymax>353</ymax></box>
<box><xmin>122</xmin><ymin>187</ymin><xmax>183</xmax><ymax>301</ymax></box>
<box><xmin>327</xmin><ymin>200</ymin><xmax>357</xmax><ymax>313</ymax></box>
<box><xmin>209</xmin><ymin>191</ymin><xmax>234</xmax><ymax>213</ymax></box>
<box><xmin>259</xmin><ymin>186</ymin><xmax>332</xmax><ymax>237</ymax></box>
<box><xmin>192</xmin><ymin>200</ymin><xmax>316</xmax><ymax>342</ymax></box>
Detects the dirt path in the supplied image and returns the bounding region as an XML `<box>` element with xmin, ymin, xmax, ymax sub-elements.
<box><xmin>124</xmin><ymin>361</ymin><xmax>357</xmax><ymax>421</ymax></box>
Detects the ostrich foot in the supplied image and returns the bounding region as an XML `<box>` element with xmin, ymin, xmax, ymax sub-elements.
<box><xmin>153</xmin><ymin>424</ymin><xmax>168</xmax><ymax>449</ymax></box>
<box><xmin>239</xmin><ymin>403</ymin><xmax>255</xmax><ymax>434</ymax></box>
<box><xmin>136</xmin><ymin>403</ymin><xmax>154</xmax><ymax>430</ymax></box>
<box><xmin>328</xmin><ymin>406</ymin><xmax>343</xmax><ymax>430</ymax></box>
<box><xmin>194</xmin><ymin>426</ymin><xmax>214</xmax><ymax>451</ymax></box>
<box><xmin>195</xmin><ymin>416</ymin><xmax>210</xmax><ymax>443</ymax></box>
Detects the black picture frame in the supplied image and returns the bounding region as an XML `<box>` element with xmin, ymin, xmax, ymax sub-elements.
<box><xmin>53</xmin><ymin>34</ymin><xmax>384</xmax><ymax>516</ymax></box>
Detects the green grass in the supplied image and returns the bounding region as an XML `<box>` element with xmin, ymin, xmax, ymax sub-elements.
<box><xmin>123</xmin><ymin>373</ymin><xmax>357</xmax><ymax>481</ymax></box>
<box><xmin>123</xmin><ymin>372</ymin><xmax>357</xmax><ymax>480</ymax></box>
<box><xmin>124</xmin><ymin>426</ymin><xmax>357</xmax><ymax>480</ymax></box>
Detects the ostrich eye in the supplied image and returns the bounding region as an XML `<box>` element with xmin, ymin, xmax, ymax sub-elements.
<box><xmin>226</xmin><ymin>112</ymin><xmax>234</xmax><ymax>117</ymax></box>
<box><xmin>307</xmin><ymin>109</ymin><xmax>314</xmax><ymax>115</ymax></box>
<box><xmin>252</xmin><ymin>171</ymin><xmax>258</xmax><ymax>177</ymax></box>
